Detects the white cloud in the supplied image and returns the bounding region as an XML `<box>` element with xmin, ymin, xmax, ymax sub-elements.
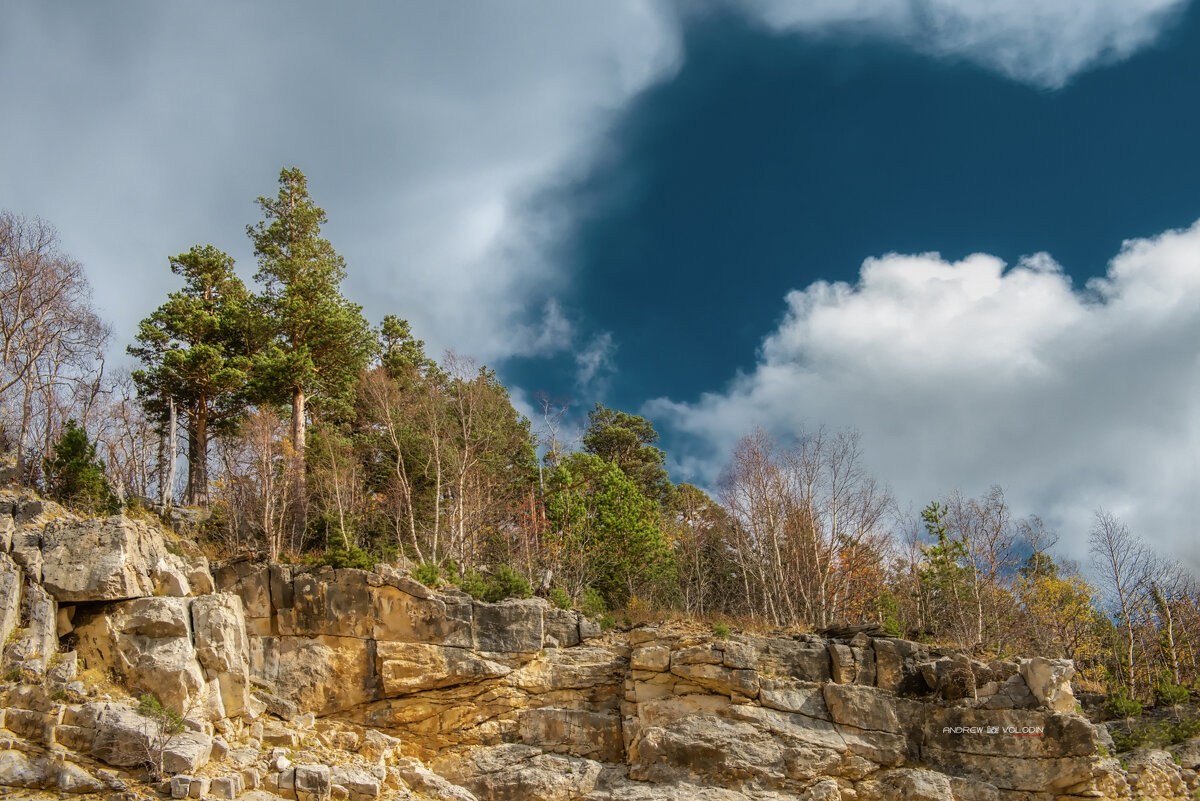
<box><xmin>0</xmin><ymin>2</ymin><xmax>680</xmax><ymax>365</ymax></box>
<box><xmin>1</xmin><ymin>0</ymin><xmax>1185</xmax><ymax>382</ymax></box>
<box><xmin>734</xmin><ymin>0</ymin><xmax>1186</xmax><ymax>88</ymax></box>
<box><xmin>575</xmin><ymin>331</ymin><xmax>618</xmax><ymax>397</ymax></box>
<box><xmin>648</xmin><ymin>222</ymin><xmax>1200</xmax><ymax>570</ymax></box>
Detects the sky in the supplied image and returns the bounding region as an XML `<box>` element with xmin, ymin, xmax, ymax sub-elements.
<box><xmin>3</xmin><ymin>0</ymin><xmax>1198</xmax><ymax>571</ymax></box>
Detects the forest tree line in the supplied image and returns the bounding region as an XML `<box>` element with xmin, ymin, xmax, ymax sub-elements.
<box><xmin>1</xmin><ymin>168</ymin><xmax>1197</xmax><ymax>708</ymax></box>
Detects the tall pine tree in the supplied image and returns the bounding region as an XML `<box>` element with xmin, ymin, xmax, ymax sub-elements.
<box><xmin>129</xmin><ymin>245</ymin><xmax>253</xmax><ymax>506</ymax></box>
<box><xmin>247</xmin><ymin>167</ymin><xmax>372</xmax><ymax>472</ymax></box>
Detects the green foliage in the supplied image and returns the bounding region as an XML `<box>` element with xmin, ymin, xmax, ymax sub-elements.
<box><xmin>453</xmin><ymin>564</ymin><xmax>532</xmax><ymax>603</ymax></box>
<box><xmin>582</xmin><ymin>403</ymin><xmax>673</xmax><ymax>505</ymax></box>
<box><xmin>490</xmin><ymin>565</ymin><xmax>532</xmax><ymax>600</ymax></box>
<box><xmin>128</xmin><ymin>244</ymin><xmax>255</xmax><ymax>504</ymax></box>
<box><xmin>549</xmin><ymin>587</ymin><xmax>571</xmax><ymax>610</ymax></box>
<box><xmin>545</xmin><ymin>452</ymin><xmax>676</xmax><ymax>609</ymax></box>
<box><xmin>1153</xmin><ymin>677</ymin><xmax>1191</xmax><ymax>707</ymax></box>
<box><xmin>377</xmin><ymin>314</ymin><xmax>434</xmax><ymax>380</ymax></box>
<box><xmin>306</xmin><ymin>545</ymin><xmax>377</xmax><ymax>571</ymax></box>
<box><xmin>1110</xmin><ymin>714</ymin><xmax>1200</xmax><ymax>752</ymax></box>
<box><xmin>597</xmin><ymin>613</ymin><xmax>616</xmax><ymax>631</ymax></box>
<box><xmin>876</xmin><ymin>591</ymin><xmax>903</xmax><ymax>637</ymax></box>
<box><xmin>43</xmin><ymin>420</ymin><xmax>120</xmax><ymax>515</ymax></box>
<box><xmin>247</xmin><ymin>167</ymin><xmax>372</xmax><ymax>426</ymax></box>
<box><xmin>580</xmin><ymin>587</ymin><xmax>607</xmax><ymax>618</ymax></box>
<box><xmin>712</xmin><ymin>622</ymin><xmax>731</xmax><ymax>639</ymax></box>
<box><xmin>918</xmin><ymin>501</ymin><xmax>976</xmax><ymax>643</ymax></box>
<box><xmin>413</xmin><ymin>562</ymin><xmax>441</xmax><ymax>588</ymax></box>
<box><xmin>137</xmin><ymin>693</ymin><xmax>185</xmax><ymax>735</ymax></box>
<box><xmin>1105</xmin><ymin>687</ymin><xmax>1144</xmax><ymax>720</ymax></box>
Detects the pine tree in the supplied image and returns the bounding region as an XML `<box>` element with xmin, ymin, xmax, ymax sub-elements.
<box><xmin>129</xmin><ymin>245</ymin><xmax>254</xmax><ymax>506</ymax></box>
<box><xmin>43</xmin><ymin>420</ymin><xmax>119</xmax><ymax>515</ymax></box>
<box><xmin>247</xmin><ymin>167</ymin><xmax>372</xmax><ymax>469</ymax></box>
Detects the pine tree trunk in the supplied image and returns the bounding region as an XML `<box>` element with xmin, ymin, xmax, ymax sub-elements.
<box><xmin>185</xmin><ymin>404</ymin><xmax>209</xmax><ymax>507</ymax></box>
<box><xmin>291</xmin><ymin>387</ymin><xmax>307</xmax><ymax>534</ymax></box>
<box><xmin>162</xmin><ymin>397</ymin><xmax>177</xmax><ymax>511</ymax></box>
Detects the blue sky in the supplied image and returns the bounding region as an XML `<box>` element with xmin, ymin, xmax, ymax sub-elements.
<box><xmin>2</xmin><ymin>1</ymin><xmax>1198</xmax><ymax>567</ymax></box>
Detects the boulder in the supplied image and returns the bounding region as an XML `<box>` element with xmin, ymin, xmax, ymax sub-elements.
<box><xmin>473</xmin><ymin>598</ymin><xmax>545</xmax><ymax>653</ymax></box>
<box><xmin>294</xmin><ymin>764</ymin><xmax>332</xmax><ymax>801</ymax></box>
<box><xmin>518</xmin><ymin>708</ymin><xmax>623</xmax><ymax>761</ymax></box>
<box><xmin>153</xmin><ymin>555</ymin><xmax>192</xmax><ymax>597</ymax></box>
<box><xmin>0</xmin><ymin>552</ymin><xmax>22</xmax><ymax>646</ymax></box>
<box><xmin>0</xmin><ymin>749</ymin><xmax>53</xmax><ymax>789</ymax></box>
<box><xmin>162</xmin><ymin>730</ymin><xmax>215</xmax><ymax>775</ymax></box>
<box><xmin>823</xmin><ymin>683</ymin><xmax>901</xmax><ymax>733</ymax></box>
<box><xmin>392</xmin><ymin>757</ymin><xmax>478</xmax><ymax>801</ymax></box>
<box><xmin>40</xmin><ymin>515</ymin><xmax>168</xmax><ymax>601</ymax></box>
<box><xmin>858</xmin><ymin>769</ymin><xmax>954</xmax><ymax>801</ymax></box>
<box><xmin>433</xmin><ymin>744</ymin><xmax>601</xmax><ymax>801</ymax></box>
<box><xmin>192</xmin><ymin>593</ymin><xmax>252</xmax><ymax>717</ymax></box>
<box><xmin>74</xmin><ymin>597</ymin><xmax>206</xmax><ymax>713</ymax></box>
<box><xmin>376</xmin><ymin>641</ymin><xmax>510</xmax><ymax>696</ymax></box>
<box><xmin>90</xmin><ymin>702</ymin><xmax>157</xmax><ymax>767</ymax></box>
<box><xmin>1018</xmin><ymin>656</ymin><xmax>1075</xmax><ymax>712</ymax></box>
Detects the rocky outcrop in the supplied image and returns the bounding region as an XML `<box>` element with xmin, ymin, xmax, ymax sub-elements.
<box><xmin>0</xmin><ymin>494</ymin><xmax>1196</xmax><ymax>801</ymax></box>
<box><xmin>41</xmin><ymin>514</ymin><xmax>170</xmax><ymax>602</ymax></box>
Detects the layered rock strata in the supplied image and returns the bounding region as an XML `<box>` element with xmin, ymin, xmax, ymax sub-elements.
<box><xmin>0</xmin><ymin>493</ymin><xmax>1196</xmax><ymax>801</ymax></box>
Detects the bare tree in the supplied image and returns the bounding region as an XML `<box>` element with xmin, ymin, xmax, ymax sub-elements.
<box><xmin>1089</xmin><ymin>509</ymin><xmax>1148</xmax><ymax>695</ymax></box>
<box><xmin>0</xmin><ymin>212</ymin><xmax>109</xmax><ymax>481</ymax></box>
<box><xmin>720</xmin><ymin>426</ymin><xmax>893</xmax><ymax>628</ymax></box>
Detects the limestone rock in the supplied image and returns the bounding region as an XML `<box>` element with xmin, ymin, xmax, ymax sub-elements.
<box><xmin>41</xmin><ymin>515</ymin><xmax>168</xmax><ymax>602</ymax></box>
<box><xmin>858</xmin><ymin>768</ymin><xmax>954</xmax><ymax>801</ymax></box>
<box><xmin>0</xmin><ymin>552</ymin><xmax>23</xmax><ymax>646</ymax></box>
<box><xmin>254</xmin><ymin>690</ymin><xmax>301</xmax><ymax>721</ymax></box>
<box><xmin>74</xmin><ymin>597</ymin><xmax>206</xmax><ymax>713</ymax></box>
<box><xmin>162</xmin><ymin>730</ymin><xmax>215</xmax><ymax>775</ymax></box>
<box><xmin>377</xmin><ymin>641</ymin><xmax>511</xmax><ymax>696</ymax></box>
<box><xmin>185</xmin><ymin>556</ymin><xmax>216</xmax><ymax>595</ymax></box>
<box><xmin>90</xmin><ymin>702</ymin><xmax>158</xmax><ymax>767</ymax></box>
<box><xmin>632</xmin><ymin>644</ymin><xmax>672</xmax><ymax>672</ymax></box>
<box><xmin>392</xmin><ymin>757</ymin><xmax>478</xmax><ymax>801</ymax></box>
<box><xmin>359</xmin><ymin>728</ymin><xmax>401</xmax><ymax>763</ymax></box>
<box><xmin>828</xmin><ymin>644</ymin><xmax>855</xmax><ymax>684</ymax></box>
<box><xmin>1018</xmin><ymin>656</ymin><xmax>1075</xmax><ymax>712</ymax></box>
<box><xmin>518</xmin><ymin>707</ymin><xmax>623</xmax><ymax>761</ymax></box>
<box><xmin>260</xmin><ymin>634</ymin><xmax>377</xmax><ymax>715</ymax></box>
<box><xmin>153</xmin><ymin>555</ymin><xmax>192</xmax><ymax>597</ymax></box>
<box><xmin>473</xmin><ymin>598</ymin><xmax>545</xmax><ymax>653</ymax></box>
<box><xmin>433</xmin><ymin>744</ymin><xmax>601</xmax><ymax>801</ymax></box>
<box><xmin>214</xmin><ymin>559</ymin><xmax>273</xmax><ymax>619</ymax></box>
<box><xmin>370</xmin><ymin>578</ymin><xmax>474</xmax><ymax>647</ymax></box>
<box><xmin>0</xmin><ymin>749</ymin><xmax>53</xmax><ymax>789</ymax></box>
<box><xmin>294</xmin><ymin>764</ymin><xmax>332</xmax><ymax>801</ymax></box>
<box><xmin>872</xmin><ymin>638</ymin><xmax>930</xmax><ymax>695</ymax></box>
<box><xmin>543</xmin><ymin>608</ymin><xmax>581</xmax><ymax>648</ymax></box>
<box><xmin>192</xmin><ymin>592</ymin><xmax>252</xmax><ymax>717</ymax></box>
<box><xmin>823</xmin><ymin>683</ymin><xmax>900</xmax><ymax>733</ymax></box>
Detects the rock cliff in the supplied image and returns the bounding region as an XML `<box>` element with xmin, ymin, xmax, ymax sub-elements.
<box><xmin>0</xmin><ymin>490</ymin><xmax>1196</xmax><ymax>801</ymax></box>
